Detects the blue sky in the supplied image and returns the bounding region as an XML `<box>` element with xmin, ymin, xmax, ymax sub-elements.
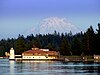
<box><xmin>0</xmin><ymin>0</ymin><xmax>100</xmax><ymax>39</ymax></box>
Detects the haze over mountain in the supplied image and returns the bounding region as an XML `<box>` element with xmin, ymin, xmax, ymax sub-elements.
<box><xmin>25</xmin><ymin>17</ymin><xmax>80</xmax><ymax>35</ymax></box>
<box><xmin>39</xmin><ymin>17</ymin><xmax>80</xmax><ymax>34</ymax></box>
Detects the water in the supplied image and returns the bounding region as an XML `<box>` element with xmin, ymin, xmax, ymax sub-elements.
<box><xmin>0</xmin><ymin>59</ymin><xmax>100</xmax><ymax>75</ymax></box>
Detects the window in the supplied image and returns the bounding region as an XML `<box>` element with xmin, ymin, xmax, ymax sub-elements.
<box><xmin>46</xmin><ymin>57</ymin><xmax>48</xmax><ymax>58</ymax></box>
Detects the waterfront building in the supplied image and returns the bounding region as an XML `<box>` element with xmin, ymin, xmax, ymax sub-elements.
<box><xmin>9</xmin><ymin>48</ymin><xmax>15</xmax><ymax>60</ymax></box>
<box><xmin>94</xmin><ymin>55</ymin><xmax>100</xmax><ymax>60</ymax></box>
<box><xmin>22</xmin><ymin>48</ymin><xmax>59</xmax><ymax>60</ymax></box>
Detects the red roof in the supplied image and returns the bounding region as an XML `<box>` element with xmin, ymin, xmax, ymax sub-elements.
<box><xmin>23</xmin><ymin>48</ymin><xmax>58</xmax><ymax>55</ymax></box>
<box><xmin>24</xmin><ymin>50</ymin><xmax>57</xmax><ymax>53</ymax></box>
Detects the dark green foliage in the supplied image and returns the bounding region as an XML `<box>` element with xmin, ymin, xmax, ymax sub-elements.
<box><xmin>94</xmin><ymin>23</ymin><xmax>100</xmax><ymax>54</ymax></box>
<box><xmin>71</xmin><ymin>37</ymin><xmax>82</xmax><ymax>55</ymax></box>
<box><xmin>0</xmin><ymin>46</ymin><xmax>5</xmax><ymax>56</ymax></box>
<box><xmin>60</xmin><ymin>37</ymin><xmax>71</xmax><ymax>55</ymax></box>
<box><xmin>0</xmin><ymin>23</ymin><xmax>100</xmax><ymax>56</ymax></box>
<box><xmin>45</xmin><ymin>43</ymin><xmax>55</xmax><ymax>51</ymax></box>
<box><xmin>85</xmin><ymin>26</ymin><xmax>95</xmax><ymax>55</ymax></box>
<box><xmin>14</xmin><ymin>35</ymin><xmax>26</xmax><ymax>54</ymax></box>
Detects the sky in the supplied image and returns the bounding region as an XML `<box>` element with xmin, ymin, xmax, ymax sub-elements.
<box><xmin>0</xmin><ymin>0</ymin><xmax>100</xmax><ymax>39</ymax></box>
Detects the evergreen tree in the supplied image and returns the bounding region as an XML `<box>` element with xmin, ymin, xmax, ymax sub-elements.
<box><xmin>95</xmin><ymin>23</ymin><xmax>100</xmax><ymax>54</ymax></box>
<box><xmin>14</xmin><ymin>35</ymin><xmax>26</xmax><ymax>54</ymax></box>
<box><xmin>45</xmin><ymin>43</ymin><xmax>55</xmax><ymax>51</ymax></box>
<box><xmin>71</xmin><ymin>37</ymin><xmax>82</xmax><ymax>55</ymax></box>
<box><xmin>83</xmin><ymin>26</ymin><xmax>95</xmax><ymax>55</ymax></box>
<box><xmin>31</xmin><ymin>38</ymin><xmax>41</xmax><ymax>48</ymax></box>
<box><xmin>0</xmin><ymin>46</ymin><xmax>5</xmax><ymax>56</ymax></box>
<box><xmin>60</xmin><ymin>37</ymin><xmax>71</xmax><ymax>55</ymax></box>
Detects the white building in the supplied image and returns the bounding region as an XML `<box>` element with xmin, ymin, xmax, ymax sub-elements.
<box><xmin>22</xmin><ymin>48</ymin><xmax>59</xmax><ymax>60</ymax></box>
<box><xmin>94</xmin><ymin>55</ymin><xmax>100</xmax><ymax>60</ymax></box>
<box><xmin>9</xmin><ymin>48</ymin><xmax>15</xmax><ymax>60</ymax></box>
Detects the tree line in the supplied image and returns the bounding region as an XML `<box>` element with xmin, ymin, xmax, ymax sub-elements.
<box><xmin>0</xmin><ymin>23</ymin><xmax>100</xmax><ymax>56</ymax></box>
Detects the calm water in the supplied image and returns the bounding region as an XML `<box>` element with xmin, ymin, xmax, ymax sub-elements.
<box><xmin>0</xmin><ymin>59</ymin><xmax>100</xmax><ymax>75</ymax></box>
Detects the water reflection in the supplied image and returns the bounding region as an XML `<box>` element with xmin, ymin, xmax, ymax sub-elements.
<box><xmin>15</xmin><ymin>61</ymin><xmax>100</xmax><ymax>75</ymax></box>
<box><xmin>9</xmin><ymin>61</ymin><xmax>15</xmax><ymax>75</ymax></box>
<box><xmin>18</xmin><ymin>61</ymin><xmax>60</xmax><ymax>75</ymax></box>
<box><xmin>0</xmin><ymin>59</ymin><xmax>100</xmax><ymax>75</ymax></box>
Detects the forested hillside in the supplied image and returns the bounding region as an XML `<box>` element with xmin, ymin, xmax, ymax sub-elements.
<box><xmin>0</xmin><ymin>23</ymin><xmax>100</xmax><ymax>56</ymax></box>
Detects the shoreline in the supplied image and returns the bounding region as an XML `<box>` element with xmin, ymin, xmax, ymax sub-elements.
<box><xmin>1</xmin><ymin>55</ymin><xmax>100</xmax><ymax>62</ymax></box>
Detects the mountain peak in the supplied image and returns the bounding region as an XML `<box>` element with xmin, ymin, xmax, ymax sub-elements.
<box><xmin>39</xmin><ymin>17</ymin><xmax>79</xmax><ymax>34</ymax></box>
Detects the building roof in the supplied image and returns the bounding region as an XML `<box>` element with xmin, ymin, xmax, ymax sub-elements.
<box><xmin>23</xmin><ymin>48</ymin><xmax>58</xmax><ymax>55</ymax></box>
